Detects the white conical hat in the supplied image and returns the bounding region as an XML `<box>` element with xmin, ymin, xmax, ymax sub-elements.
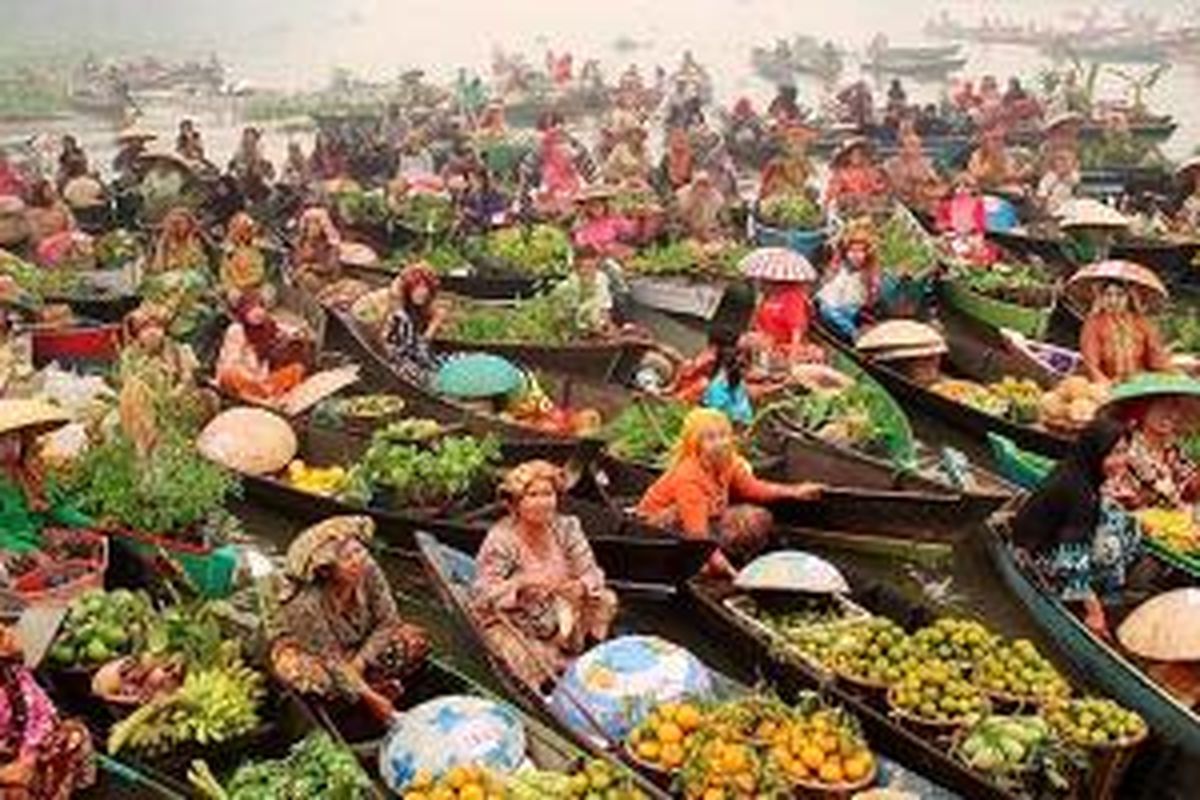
<box><xmin>735</xmin><ymin>550</ymin><xmax>850</xmax><ymax>593</ymax></box>
<box><xmin>855</xmin><ymin>319</ymin><xmax>946</xmax><ymax>353</ymax></box>
<box><xmin>1117</xmin><ymin>588</ymin><xmax>1200</xmax><ymax>662</ymax></box>
<box><xmin>1057</xmin><ymin>198</ymin><xmax>1129</xmax><ymax>229</ymax></box>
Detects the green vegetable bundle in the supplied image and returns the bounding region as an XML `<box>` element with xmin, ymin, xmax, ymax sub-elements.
<box><xmin>333</xmin><ymin>187</ymin><xmax>390</xmax><ymax>228</ymax></box>
<box><xmin>954</xmin><ymin>262</ymin><xmax>1055</xmax><ymax>308</ymax></box>
<box><xmin>443</xmin><ymin>282</ymin><xmax>584</xmax><ymax>345</ymax></box>
<box><xmin>394</xmin><ymin>193</ymin><xmax>455</xmax><ymax>234</ymax></box>
<box><xmin>94</xmin><ymin>229</ymin><xmax>142</xmax><ymax>271</ymax></box>
<box><xmin>478</xmin><ymin>224</ymin><xmax>572</xmax><ymax>277</ymax></box>
<box><xmin>189</xmin><ymin>731</ymin><xmax>372</xmax><ymax>799</ymax></box>
<box><xmin>387</xmin><ymin>242</ymin><xmax>470</xmax><ymax>275</ymax></box>
<box><xmin>765</xmin><ymin>382</ymin><xmax>902</xmax><ymax>457</ymax></box>
<box><xmin>49</xmin><ymin>589</ymin><xmax>155</xmax><ymax>668</ymax></box>
<box><xmin>604</xmin><ymin>401</ymin><xmax>689</xmax><ymax>467</ymax></box>
<box><xmin>340</xmin><ymin>433</ymin><xmax>501</xmax><ymax>510</ymax></box>
<box><xmin>626</xmin><ymin>240</ymin><xmax>749</xmax><ymax>278</ymax></box>
<box><xmin>877</xmin><ymin>213</ymin><xmax>938</xmax><ymax>277</ymax></box>
<box><xmin>758</xmin><ymin>193</ymin><xmax>824</xmax><ymax>229</ymax></box>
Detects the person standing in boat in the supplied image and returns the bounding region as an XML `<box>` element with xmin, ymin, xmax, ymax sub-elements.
<box><xmin>815</xmin><ymin>219</ymin><xmax>880</xmax><ymax>340</ymax></box>
<box><xmin>537</xmin><ymin>117</ymin><xmax>583</xmax><ymax>214</ymax></box>
<box><xmin>269</xmin><ymin>516</ymin><xmax>430</xmax><ymax>725</ymax></box>
<box><xmin>472</xmin><ymin>460</ymin><xmax>617</xmax><ymax>690</ymax></box>
<box><xmin>636</xmin><ymin>408</ymin><xmax>822</xmax><ymax>579</ymax></box>
<box><xmin>228</xmin><ymin>127</ymin><xmax>275</xmax><ymax>208</ymax></box>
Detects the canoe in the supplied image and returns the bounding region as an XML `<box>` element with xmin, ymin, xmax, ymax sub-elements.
<box><xmin>747</xmin><ymin>210</ymin><xmax>827</xmax><ymax>260</ymax></box>
<box><xmin>939</xmin><ymin>298</ymin><xmax>1078</xmax><ymax>390</ymax></box>
<box><xmin>684</xmin><ymin>575</ymin><xmax>1020</xmax><ymax>800</ymax></box>
<box><xmin>29</xmin><ymin>321</ymin><xmax>122</xmax><ymax>371</ymax></box>
<box><xmin>323</xmin><ymin>307</ymin><xmax>652</xmax><ymax>445</ymax></box>
<box><xmin>415</xmin><ymin>532</ymin><xmax>956</xmax><ymax>797</ymax></box>
<box><xmin>985</xmin><ymin>514</ymin><xmax>1200</xmax><ymax>758</ymax></box>
<box><xmin>242</xmin><ymin>421</ymin><xmax>713</xmax><ymax>593</ymax></box>
<box><xmin>814</xmin><ymin>323</ymin><xmax>1075</xmax><ymax>457</ymax></box>
<box><xmin>938</xmin><ymin>275</ymin><xmax>1056</xmax><ymax>340</ymax></box>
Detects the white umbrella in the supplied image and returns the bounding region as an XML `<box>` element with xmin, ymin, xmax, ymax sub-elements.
<box><xmin>738</xmin><ymin>247</ymin><xmax>817</xmax><ymax>283</ymax></box>
<box><xmin>1117</xmin><ymin>588</ymin><xmax>1200</xmax><ymax>662</ymax></box>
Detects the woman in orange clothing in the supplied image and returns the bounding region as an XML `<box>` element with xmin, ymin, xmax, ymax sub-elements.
<box><xmin>216</xmin><ymin>293</ymin><xmax>307</xmax><ymax>403</ymax></box>
<box><xmin>1079</xmin><ymin>280</ymin><xmax>1171</xmax><ymax>384</ymax></box>
<box><xmin>636</xmin><ymin>408</ymin><xmax>822</xmax><ymax>577</ymax></box>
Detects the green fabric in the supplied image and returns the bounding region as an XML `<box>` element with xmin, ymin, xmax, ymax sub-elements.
<box><xmin>1108</xmin><ymin>372</ymin><xmax>1200</xmax><ymax>405</ymax></box>
<box><xmin>0</xmin><ymin>477</ymin><xmax>91</xmax><ymax>553</ymax></box>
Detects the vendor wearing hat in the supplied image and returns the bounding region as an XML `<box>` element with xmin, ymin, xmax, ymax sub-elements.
<box><xmin>601</xmin><ymin>126</ymin><xmax>651</xmax><ymax>192</ymax></box>
<box><xmin>676</xmin><ymin>170</ymin><xmax>728</xmax><ymax>242</ymax></box>
<box><xmin>823</xmin><ymin>137</ymin><xmax>888</xmax><ymax>217</ymax></box>
<box><xmin>758</xmin><ymin>122</ymin><xmax>816</xmax><ymax>202</ymax></box>
<box><xmin>966</xmin><ymin>122</ymin><xmax>1029</xmax><ymax>196</ymax></box>
<box><xmin>1013</xmin><ymin>374</ymin><xmax>1200</xmax><ymax>636</ymax></box>
<box><xmin>0</xmin><ymin>399</ymin><xmax>87</xmax><ymax>545</ymax></box>
<box><xmin>122</xmin><ymin>300</ymin><xmax>201</xmax><ymax>395</ymax></box>
<box><xmin>884</xmin><ymin>125</ymin><xmax>945</xmax><ymax>213</ymax></box>
<box><xmin>111</xmin><ymin>126</ymin><xmax>156</xmax><ymax>184</ymax></box>
<box><xmin>815</xmin><ymin>218</ymin><xmax>880</xmax><ymax>340</ymax></box>
<box><xmin>1069</xmin><ymin>260</ymin><xmax>1172</xmax><ymax>385</ymax></box>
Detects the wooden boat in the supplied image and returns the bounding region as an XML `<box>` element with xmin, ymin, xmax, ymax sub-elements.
<box><xmin>814</xmin><ymin>323</ymin><xmax>1075</xmax><ymax>457</ymax></box>
<box><xmin>415</xmin><ymin>533</ymin><xmax>954</xmax><ymax>797</ymax></box>
<box><xmin>938</xmin><ymin>274</ymin><xmax>1056</xmax><ymax>339</ymax></box>
<box><xmin>28</xmin><ymin>320</ymin><xmax>122</xmax><ymax>371</ymax></box>
<box><xmin>241</xmin><ymin>422</ymin><xmax>713</xmax><ymax>593</ymax></box>
<box><xmin>627</xmin><ymin>275</ymin><xmax>727</xmax><ymax>322</ymax></box>
<box><xmin>862</xmin><ymin>55</ymin><xmax>968</xmax><ymax>78</ymax></box>
<box><xmin>985</xmin><ymin>514</ymin><xmax>1200</xmax><ymax>758</ymax></box>
<box><xmin>684</xmin><ymin>575</ymin><xmax>1021</xmax><ymax>800</ymax></box>
<box><xmin>939</xmin><ymin>297</ymin><xmax>1078</xmax><ymax>389</ymax></box>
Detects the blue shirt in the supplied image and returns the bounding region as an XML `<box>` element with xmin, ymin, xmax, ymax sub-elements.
<box><xmin>702</xmin><ymin>370</ymin><xmax>753</xmax><ymax>425</ymax></box>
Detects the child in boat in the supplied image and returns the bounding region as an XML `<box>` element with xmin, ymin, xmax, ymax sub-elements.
<box><xmin>815</xmin><ymin>218</ymin><xmax>880</xmax><ymax>340</ymax></box>
<box><xmin>472</xmin><ymin>460</ymin><xmax>617</xmax><ymax>690</ymax></box>
<box><xmin>268</xmin><ymin>516</ymin><xmax>430</xmax><ymax>724</ymax></box>
<box><xmin>636</xmin><ymin>408</ymin><xmax>822</xmax><ymax>579</ymax></box>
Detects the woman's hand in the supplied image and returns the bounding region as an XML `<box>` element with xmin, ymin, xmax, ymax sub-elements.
<box><xmin>785</xmin><ymin>482</ymin><xmax>823</xmax><ymax>501</ymax></box>
<box><xmin>1083</xmin><ymin>594</ymin><xmax>1110</xmax><ymax>638</ymax></box>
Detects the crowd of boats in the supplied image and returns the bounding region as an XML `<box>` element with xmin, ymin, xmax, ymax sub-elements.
<box><xmin>0</xmin><ymin>41</ymin><xmax>1199</xmax><ymax>799</ymax></box>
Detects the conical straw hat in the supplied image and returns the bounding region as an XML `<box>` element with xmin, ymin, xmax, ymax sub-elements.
<box><xmin>1116</xmin><ymin>588</ymin><xmax>1200</xmax><ymax>662</ymax></box>
<box><xmin>855</xmin><ymin>319</ymin><xmax>945</xmax><ymax>353</ymax></box>
<box><xmin>0</xmin><ymin>399</ymin><xmax>70</xmax><ymax>438</ymax></box>
<box><xmin>1057</xmin><ymin>198</ymin><xmax>1129</xmax><ymax>229</ymax></box>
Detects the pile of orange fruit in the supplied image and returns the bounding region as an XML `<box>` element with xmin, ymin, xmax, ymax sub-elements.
<box><xmin>765</xmin><ymin>708</ymin><xmax>875</xmax><ymax>788</ymax></box>
<box><xmin>401</xmin><ymin>764</ymin><xmax>507</xmax><ymax>800</ymax></box>
<box><xmin>627</xmin><ymin>700</ymin><xmax>705</xmax><ymax>772</ymax></box>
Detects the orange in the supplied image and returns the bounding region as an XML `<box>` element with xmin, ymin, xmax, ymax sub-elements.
<box><xmin>636</xmin><ymin>740</ymin><xmax>661</xmax><ymax>762</ymax></box>
<box><xmin>702</xmin><ymin>789</ymin><xmax>725</xmax><ymax>800</ymax></box>
<box><xmin>459</xmin><ymin>784</ymin><xmax>485</xmax><ymax>800</ymax></box>
<box><xmin>844</xmin><ymin>753</ymin><xmax>873</xmax><ymax>782</ymax></box>
<box><xmin>819</xmin><ymin>760</ymin><xmax>845</xmax><ymax>785</ymax></box>
<box><xmin>657</xmin><ymin>721</ymin><xmax>684</xmax><ymax>744</ymax></box>
<box><xmin>800</xmin><ymin>745</ymin><xmax>825</xmax><ymax>771</ymax></box>
<box><xmin>818</xmin><ymin>733</ymin><xmax>839</xmax><ymax>754</ymax></box>
<box><xmin>660</xmin><ymin>741</ymin><xmax>685</xmax><ymax>769</ymax></box>
<box><xmin>676</xmin><ymin>703</ymin><xmax>703</xmax><ymax>732</ymax></box>
<box><xmin>756</xmin><ymin>720</ymin><xmax>778</xmax><ymax>740</ymax></box>
<box><xmin>720</xmin><ymin>744</ymin><xmax>749</xmax><ymax>774</ymax></box>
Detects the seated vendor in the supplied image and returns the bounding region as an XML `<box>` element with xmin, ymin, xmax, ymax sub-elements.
<box><xmin>966</xmin><ymin>124</ymin><xmax>1029</xmax><ymax>195</ymax></box>
<box><xmin>122</xmin><ymin>301</ymin><xmax>201</xmax><ymax>396</ymax></box>
<box><xmin>0</xmin><ymin>624</ymin><xmax>95</xmax><ymax>799</ymax></box>
<box><xmin>602</xmin><ymin>128</ymin><xmax>652</xmax><ymax>192</ymax></box>
<box><xmin>571</xmin><ymin>186</ymin><xmax>634</xmax><ymax>258</ymax></box>
<box><xmin>676</xmin><ymin>171</ymin><xmax>727</xmax><ymax>242</ymax></box>
<box><xmin>269</xmin><ymin>516</ymin><xmax>430</xmax><ymax>724</ymax></box>
<box><xmin>219</xmin><ymin>211</ymin><xmax>271</xmax><ymax>306</ymax></box>
<box><xmin>1173</xmin><ymin>159</ymin><xmax>1200</xmax><ymax>234</ymax></box>
<box><xmin>0</xmin><ymin>399</ymin><xmax>82</xmax><ymax>540</ymax></box>
<box><xmin>537</xmin><ymin>122</ymin><xmax>583</xmax><ymax>214</ymax></box>
<box><xmin>1079</xmin><ymin>279</ymin><xmax>1171</xmax><ymax>385</ymax></box>
<box><xmin>473</xmin><ymin>460</ymin><xmax>617</xmax><ymax>690</ymax></box>
<box><xmin>1035</xmin><ymin>147</ymin><xmax>1080</xmax><ymax>218</ymax></box>
<box><xmin>758</xmin><ymin>124</ymin><xmax>815</xmax><ymax>202</ymax></box>
<box><xmin>883</xmin><ymin>128</ymin><xmax>945</xmax><ymax>212</ymax></box>
<box><xmin>750</xmin><ymin>265</ymin><xmax>824</xmax><ymax>366</ymax></box>
<box><xmin>23</xmin><ymin>179</ymin><xmax>75</xmax><ymax>247</ymax></box>
<box><xmin>636</xmin><ymin>408</ymin><xmax>822</xmax><ymax>578</ymax></box>
<box><xmin>215</xmin><ymin>293</ymin><xmax>307</xmax><ymax>403</ymax></box>
<box><xmin>815</xmin><ymin>219</ymin><xmax>880</xmax><ymax>340</ymax></box>
<box><xmin>383</xmin><ymin>263</ymin><xmax>445</xmax><ymax>383</ymax></box>
<box><xmin>149</xmin><ymin>207</ymin><xmax>209</xmax><ymax>275</ymax></box>
<box><xmin>823</xmin><ymin>138</ymin><xmax>888</xmax><ymax>217</ymax></box>
<box><xmin>291</xmin><ymin>207</ymin><xmax>342</xmax><ymax>294</ymax></box>
<box><xmin>458</xmin><ymin>170</ymin><xmax>508</xmax><ymax>233</ymax></box>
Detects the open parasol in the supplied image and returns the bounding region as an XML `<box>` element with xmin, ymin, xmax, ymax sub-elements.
<box><xmin>196</xmin><ymin>407</ymin><xmax>298</xmax><ymax>476</ymax></box>
<box><xmin>735</xmin><ymin>550</ymin><xmax>850</xmax><ymax>594</ymax></box>
<box><xmin>1065</xmin><ymin>259</ymin><xmax>1168</xmax><ymax>313</ymax></box>
<box><xmin>434</xmin><ymin>353</ymin><xmax>525</xmax><ymax>399</ymax></box>
<box><xmin>1057</xmin><ymin>198</ymin><xmax>1130</xmax><ymax>230</ymax></box>
<box><xmin>738</xmin><ymin>247</ymin><xmax>817</xmax><ymax>283</ymax></box>
<box><xmin>1116</xmin><ymin>588</ymin><xmax>1200</xmax><ymax>662</ymax></box>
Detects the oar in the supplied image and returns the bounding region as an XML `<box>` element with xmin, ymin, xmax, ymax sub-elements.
<box><xmin>98</xmin><ymin>754</ymin><xmax>189</xmax><ymax>800</ymax></box>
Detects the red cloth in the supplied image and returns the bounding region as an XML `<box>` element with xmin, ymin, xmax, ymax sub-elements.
<box><xmin>752</xmin><ymin>284</ymin><xmax>811</xmax><ymax>347</ymax></box>
<box><xmin>935</xmin><ymin>194</ymin><xmax>987</xmax><ymax>235</ymax></box>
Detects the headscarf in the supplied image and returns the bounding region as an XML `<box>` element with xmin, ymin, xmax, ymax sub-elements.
<box><xmin>283</xmin><ymin>515</ymin><xmax>374</xmax><ymax>588</ymax></box>
<box><xmin>393</xmin><ymin>262</ymin><xmax>440</xmax><ymax>331</ymax></box>
<box><xmin>297</xmin><ymin>207</ymin><xmax>341</xmax><ymax>248</ymax></box>
<box><xmin>669</xmin><ymin>408</ymin><xmax>749</xmax><ymax>475</ymax></box>
<box><xmin>498</xmin><ymin>459</ymin><xmax>567</xmax><ymax>504</ymax></box>
<box><xmin>122</xmin><ymin>301</ymin><xmax>171</xmax><ymax>342</ymax></box>
<box><xmin>225</xmin><ymin>212</ymin><xmax>258</xmax><ymax>247</ymax></box>
<box><xmin>152</xmin><ymin>207</ymin><xmax>204</xmax><ymax>272</ymax></box>
<box><xmin>233</xmin><ymin>291</ymin><xmax>278</xmax><ymax>361</ymax></box>
<box><xmin>1011</xmin><ymin>416</ymin><xmax>1125</xmax><ymax>550</ymax></box>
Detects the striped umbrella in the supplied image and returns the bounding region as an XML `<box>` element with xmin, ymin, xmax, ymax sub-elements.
<box><xmin>1066</xmin><ymin>259</ymin><xmax>1168</xmax><ymax>312</ymax></box>
<box><xmin>738</xmin><ymin>247</ymin><xmax>817</xmax><ymax>283</ymax></box>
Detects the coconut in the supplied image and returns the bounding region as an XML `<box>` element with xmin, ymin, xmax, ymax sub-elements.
<box><xmin>1058</xmin><ymin>375</ymin><xmax>1092</xmax><ymax>401</ymax></box>
<box><xmin>1040</xmin><ymin>393</ymin><xmax>1067</xmax><ymax>421</ymax></box>
<box><xmin>196</xmin><ymin>407</ymin><xmax>297</xmax><ymax>475</ymax></box>
<box><xmin>1117</xmin><ymin>588</ymin><xmax>1200</xmax><ymax>662</ymax></box>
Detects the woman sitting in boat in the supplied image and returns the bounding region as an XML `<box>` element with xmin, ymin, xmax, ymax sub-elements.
<box><xmin>571</xmin><ymin>186</ymin><xmax>634</xmax><ymax>258</ymax></box>
<box><xmin>676</xmin><ymin>171</ymin><xmax>728</xmax><ymax>242</ymax></box>
<box><xmin>536</xmin><ymin>120</ymin><xmax>583</xmax><ymax>215</ymax></box>
<box><xmin>726</xmin><ymin>98</ymin><xmax>767</xmax><ymax>168</ymax></box>
<box><xmin>823</xmin><ymin>138</ymin><xmax>889</xmax><ymax>217</ymax></box>
<box><xmin>0</xmin><ymin>624</ymin><xmax>95</xmax><ymax>799</ymax></box>
<box><xmin>1172</xmin><ymin>158</ymin><xmax>1200</xmax><ymax>234</ymax></box>
<box><xmin>767</xmin><ymin>85</ymin><xmax>803</xmax><ymax>127</ymax></box>
<box><xmin>966</xmin><ymin>123</ymin><xmax>1030</xmax><ymax>196</ymax></box>
<box><xmin>1035</xmin><ymin>147</ymin><xmax>1080</xmax><ymax>217</ymax></box>
<box><xmin>636</xmin><ymin>408</ymin><xmax>822</xmax><ymax>578</ymax></box>
<box><xmin>383</xmin><ymin>263</ymin><xmax>445</xmax><ymax>383</ymax></box>
<box><xmin>1079</xmin><ymin>278</ymin><xmax>1171</xmax><ymax>385</ymax></box>
<box><xmin>23</xmin><ymin>179</ymin><xmax>74</xmax><ymax>247</ymax></box>
<box><xmin>472</xmin><ymin>460</ymin><xmax>617</xmax><ymax>690</ymax></box>
<box><xmin>935</xmin><ymin>172</ymin><xmax>996</xmax><ymax>263</ymax></box>
<box><xmin>122</xmin><ymin>301</ymin><xmax>202</xmax><ymax>396</ymax></box>
<box><xmin>757</xmin><ymin>123</ymin><xmax>815</xmax><ymax>201</ymax></box>
<box><xmin>689</xmin><ymin>328</ymin><xmax>755</xmax><ymax>426</ymax></box>
<box><xmin>270</xmin><ymin>516</ymin><xmax>430</xmax><ymax>724</ymax></box>
<box><xmin>1105</xmin><ymin>394</ymin><xmax>1200</xmax><ymax>512</ymax></box>
<box><xmin>815</xmin><ymin>219</ymin><xmax>880</xmax><ymax>341</ymax></box>
<box><xmin>291</xmin><ymin>206</ymin><xmax>342</xmax><ymax>294</ymax></box>
<box><xmin>883</xmin><ymin>127</ymin><xmax>945</xmax><ymax>212</ymax></box>
<box><xmin>661</xmin><ymin>126</ymin><xmax>694</xmax><ymax>191</ymax></box>
<box><xmin>149</xmin><ymin>206</ymin><xmax>209</xmax><ymax>275</ymax></box>
<box><xmin>458</xmin><ymin>169</ymin><xmax>509</xmax><ymax>234</ymax></box>
<box><xmin>219</xmin><ymin>211</ymin><xmax>271</xmax><ymax>306</ymax></box>
<box><xmin>602</xmin><ymin>127</ymin><xmax>652</xmax><ymax>192</ymax></box>
<box><xmin>216</xmin><ymin>292</ymin><xmax>308</xmax><ymax>403</ymax></box>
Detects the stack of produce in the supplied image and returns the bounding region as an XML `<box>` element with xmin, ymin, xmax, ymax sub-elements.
<box><xmin>931</xmin><ymin>379</ymin><xmax>1009</xmax><ymax>417</ymax></box>
<box><xmin>771</xmin><ymin>381</ymin><xmax>897</xmax><ymax>455</ymax></box>
<box><xmin>888</xmin><ymin>658</ymin><xmax>990</xmax><ymax>727</ymax></box>
<box><xmin>285</xmin><ymin>460</ymin><xmax>349</xmax><ymax>497</ymax></box>
<box><xmin>189</xmin><ymin>731</ymin><xmax>373</xmax><ymax>799</ymax></box>
<box><xmin>626</xmin><ymin>239</ymin><xmax>749</xmax><ymax>279</ymax></box>
<box><xmin>952</xmin><ymin>262</ymin><xmax>1055</xmax><ymax>308</ymax></box>
<box><xmin>1039</xmin><ymin>376</ymin><xmax>1109</xmax><ymax>431</ymax></box>
<box><xmin>1134</xmin><ymin>507</ymin><xmax>1200</xmax><ymax>555</ymax></box>
<box><xmin>444</xmin><ymin>282</ymin><xmax>584</xmax><ymax>346</ymax></box>
<box><xmin>956</xmin><ymin>715</ymin><xmax>1061</xmax><ymax>782</ymax></box>
<box><xmin>333</xmin><ymin>186</ymin><xmax>390</xmax><ymax>228</ymax></box>
<box><xmin>973</xmin><ymin>640</ymin><xmax>1072</xmax><ymax>704</ymax></box>
<box><xmin>94</xmin><ymin>229</ymin><xmax>142</xmax><ymax>271</ymax></box>
<box><xmin>604</xmin><ymin>401</ymin><xmax>688</xmax><ymax>467</ymax></box>
<box><xmin>502</xmin><ymin>376</ymin><xmax>603</xmax><ymax>437</ymax></box>
<box><xmin>757</xmin><ymin>193</ymin><xmax>824</xmax><ymax>230</ymax></box>
<box><xmin>338</xmin><ymin>431</ymin><xmax>501</xmax><ymax>510</ymax></box>
<box><xmin>398</xmin><ymin>760</ymin><xmax>648</xmax><ymax>800</ymax></box>
<box><xmin>312</xmin><ymin>393</ymin><xmax>411</xmax><ymax>428</ymax></box>
<box><xmin>627</xmin><ymin>699</ymin><xmax>706</xmax><ymax>772</ymax></box>
<box><xmin>474</xmin><ymin>225</ymin><xmax>572</xmax><ymax>277</ymax></box>
<box><xmin>47</xmin><ymin>589</ymin><xmax>155</xmax><ymax>668</ymax></box>
<box><xmin>387</xmin><ymin>242</ymin><xmax>470</xmax><ymax>275</ymax></box>
<box><xmin>1044</xmin><ymin>697</ymin><xmax>1147</xmax><ymax>748</ymax></box>
<box><xmin>988</xmin><ymin>377</ymin><xmax>1043</xmax><ymax>424</ymax></box>
<box><xmin>393</xmin><ymin>193</ymin><xmax>455</xmax><ymax>234</ymax></box>
<box><xmin>877</xmin><ymin>213</ymin><xmax>938</xmax><ymax>277</ymax></box>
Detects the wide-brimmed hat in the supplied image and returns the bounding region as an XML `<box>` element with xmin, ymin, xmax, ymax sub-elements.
<box><xmin>738</xmin><ymin>247</ymin><xmax>817</xmax><ymax>283</ymax></box>
<box><xmin>1175</xmin><ymin>156</ymin><xmax>1200</xmax><ymax>181</ymax></box>
<box><xmin>1116</xmin><ymin>588</ymin><xmax>1200</xmax><ymax>662</ymax></box>
<box><xmin>1065</xmin><ymin>259</ymin><xmax>1168</xmax><ymax>312</ymax></box>
<box><xmin>1057</xmin><ymin>198</ymin><xmax>1129</xmax><ymax>230</ymax></box>
<box><xmin>856</xmin><ymin>319</ymin><xmax>947</xmax><ymax>361</ymax></box>
<box><xmin>1104</xmin><ymin>371</ymin><xmax>1200</xmax><ymax>408</ymax></box>
<box><xmin>831</xmin><ymin>136</ymin><xmax>872</xmax><ymax>167</ymax></box>
<box><xmin>0</xmin><ymin>399</ymin><xmax>70</xmax><ymax>438</ymax></box>
<box><xmin>1043</xmin><ymin>112</ymin><xmax>1084</xmax><ymax>134</ymax></box>
<box><xmin>115</xmin><ymin>126</ymin><xmax>157</xmax><ymax>143</ymax></box>
<box><xmin>576</xmin><ymin>184</ymin><xmax>617</xmax><ymax>204</ymax></box>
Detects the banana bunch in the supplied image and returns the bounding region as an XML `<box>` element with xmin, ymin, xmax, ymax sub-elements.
<box><xmin>1136</xmin><ymin>508</ymin><xmax>1200</xmax><ymax>554</ymax></box>
<box><xmin>286</xmin><ymin>459</ymin><xmax>348</xmax><ymax>496</ymax></box>
<box><xmin>108</xmin><ymin>659</ymin><xmax>265</xmax><ymax>755</ymax></box>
